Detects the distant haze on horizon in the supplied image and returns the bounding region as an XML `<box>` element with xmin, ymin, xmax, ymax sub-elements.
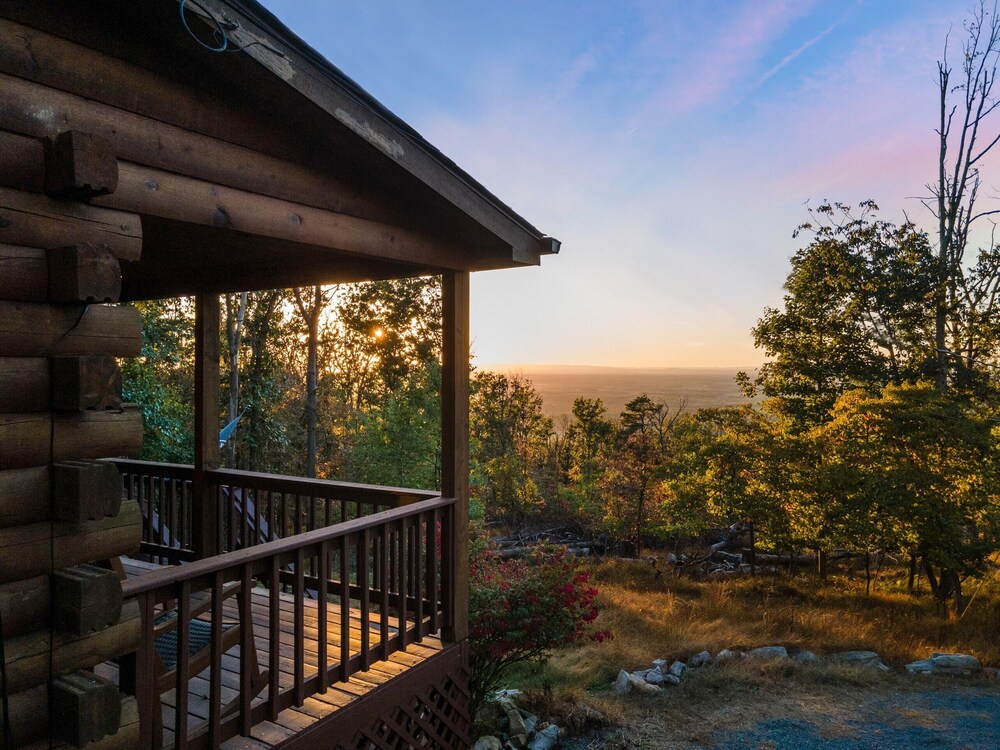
<box><xmin>260</xmin><ymin>0</ymin><xmax>996</xmax><ymax>368</ymax></box>
<box><xmin>482</xmin><ymin>363</ymin><xmax>754</xmax><ymax>425</ymax></box>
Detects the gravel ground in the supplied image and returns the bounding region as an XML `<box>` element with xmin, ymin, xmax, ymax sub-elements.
<box><xmin>714</xmin><ymin>688</ymin><xmax>1000</xmax><ymax>750</ymax></box>
<box><xmin>559</xmin><ymin>684</ymin><xmax>1000</xmax><ymax>749</ymax></box>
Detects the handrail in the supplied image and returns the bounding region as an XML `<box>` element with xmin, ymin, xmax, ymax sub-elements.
<box><xmin>122</xmin><ymin>495</ymin><xmax>454</xmax><ymax>597</ymax></box>
<box><xmin>120</xmin><ymin>494</ymin><xmax>456</xmax><ymax>749</ymax></box>
<box><xmin>207</xmin><ymin>467</ymin><xmax>439</xmax><ymax>504</ymax></box>
<box><xmin>112</xmin><ymin>459</ymin><xmax>441</xmax><ymax>563</ymax></box>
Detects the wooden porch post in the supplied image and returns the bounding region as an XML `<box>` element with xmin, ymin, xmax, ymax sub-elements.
<box><xmin>193</xmin><ymin>293</ymin><xmax>221</xmax><ymax>559</ymax></box>
<box><xmin>441</xmin><ymin>271</ymin><xmax>469</xmax><ymax>643</ymax></box>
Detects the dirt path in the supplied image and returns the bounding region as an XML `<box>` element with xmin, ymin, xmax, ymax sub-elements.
<box><xmin>560</xmin><ymin>682</ymin><xmax>1000</xmax><ymax>749</ymax></box>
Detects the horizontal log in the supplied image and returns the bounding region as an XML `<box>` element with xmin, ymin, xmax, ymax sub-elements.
<box><xmin>0</xmin><ymin>413</ymin><xmax>48</xmax><ymax>470</ymax></box>
<box><xmin>45</xmin><ymin>130</ymin><xmax>118</xmax><ymax>200</ymax></box>
<box><xmin>0</xmin><ymin>243</ymin><xmax>47</xmax><ymax>301</ymax></box>
<box><xmin>0</xmin><ymin>130</ymin><xmax>45</xmax><ymax>193</ymax></box>
<box><xmin>51</xmin><ymin>670</ymin><xmax>121</xmax><ymax>748</ymax></box>
<box><xmin>0</xmin><ymin>39</ymin><xmax>401</xmax><ymax>223</ymax></box>
<box><xmin>53</xmin><ymin>459</ymin><xmax>122</xmax><ymax>522</ymax></box>
<box><xmin>0</xmin><ymin>576</ymin><xmax>49</xmax><ymax>638</ymax></box>
<box><xmin>4</xmin><ymin>600</ymin><xmax>139</xmax><ymax>693</ymax></box>
<box><xmin>0</xmin><ymin>357</ymin><xmax>49</xmax><ymax>412</ymax></box>
<box><xmin>0</xmin><ymin>186</ymin><xmax>141</xmax><ymax>261</ymax></box>
<box><xmin>0</xmin><ymin>683</ymin><xmax>49</xmax><ymax>747</ymax></box>
<box><xmin>53</xmin><ymin>407</ymin><xmax>143</xmax><ymax>463</ymax></box>
<box><xmin>96</xmin><ymin>162</ymin><xmax>470</xmax><ymax>270</ymax></box>
<box><xmin>0</xmin><ymin>465</ymin><xmax>49</xmax><ymax>528</ymax></box>
<box><xmin>0</xmin><ymin>301</ymin><xmax>141</xmax><ymax>357</ymax></box>
<box><xmin>48</xmin><ymin>244</ymin><xmax>122</xmax><ymax>303</ymax></box>
<box><xmin>52</xmin><ymin>564</ymin><xmax>124</xmax><ymax>635</ymax></box>
<box><xmin>0</xmin><ymin>407</ymin><xmax>141</xmax><ymax>470</ymax></box>
<box><xmin>0</xmin><ymin>499</ymin><xmax>141</xmax><ymax>583</ymax></box>
<box><xmin>51</xmin><ymin>355</ymin><xmax>122</xmax><ymax>412</ymax></box>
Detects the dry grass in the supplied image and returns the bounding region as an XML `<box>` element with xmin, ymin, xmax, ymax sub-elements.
<box><xmin>502</xmin><ymin>560</ymin><xmax>1000</xmax><ymax>746</ymax></box>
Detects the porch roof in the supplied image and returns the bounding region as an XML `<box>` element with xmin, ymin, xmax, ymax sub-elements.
<box><xmin>1</xmin><ymin>0</ymin><xmax>559</xmax><ymax>300</ymax></box>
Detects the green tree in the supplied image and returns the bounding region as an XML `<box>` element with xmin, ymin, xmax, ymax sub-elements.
<box><xmin>121</xmin><ymin>298</ymin><xmax>195</xmax><ymax>463</ymax></box>
<box><xmin>821</xmin><ymin>383</ymin><xmax>1000</xmax><ymax>612</ymax></box>
<box><xmin>470</xmin><ymin>371</ymin><xmax>553</xmax><ymax>520</ymax></box>
<box><xmin>561</xmin><ymin>397</ymin><xmax>615</xmax><ymax>519</ymax></box>
<box><xmin>745</xmin><ymin>202</ymin><xmax>936</xmax><ymax>430</ymax></box>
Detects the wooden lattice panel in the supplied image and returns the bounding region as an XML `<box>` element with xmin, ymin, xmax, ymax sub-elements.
<box><xmin>285</xmin><ymin>642</ymin><xmax>471</xmax><ymax>750</ymax></box>
<box><xmin>350</xmin><ymin>667</ymin><xmax>471</xmax><ymax>749</ymax></box>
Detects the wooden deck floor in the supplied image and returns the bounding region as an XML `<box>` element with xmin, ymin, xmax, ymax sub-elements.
<box><xmin>110</xmin><ymin>560</ymin><xmax>443</xmax><ymax>750</ymax></box>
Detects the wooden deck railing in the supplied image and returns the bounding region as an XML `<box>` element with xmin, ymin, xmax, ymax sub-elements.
<box><xmin>113</xmin><ymin>460</ymin><xmax>439</xmax><ymax>563</ymax></box>
<box><xmin>118</xmin><ymin>494</ymin><xmax>456</xmax><ymax>750</ymax></box>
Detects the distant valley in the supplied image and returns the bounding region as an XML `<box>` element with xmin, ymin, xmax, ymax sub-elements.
<box><xmin>483</xmin><ymin>364</ymin><xmax>755</xmax><ymax>427</ymax></box>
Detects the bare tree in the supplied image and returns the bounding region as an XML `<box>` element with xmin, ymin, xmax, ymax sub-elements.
<box><xmin>224</xmin><ymin>292</ymin><xmax>247</xmax><ymax>466</ymax></box>
<box><xmin>926</xmin><ymin>0</ymin><xmax>1000</xmax><ymax>390</ymax></box>
<box><xmin>293</xmin><ymin>285</ymin><xmax>334</xmax><ymax>478</ymax></box>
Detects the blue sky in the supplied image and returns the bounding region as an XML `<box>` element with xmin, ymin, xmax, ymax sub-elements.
<box><xmin>260</xmin><ymin>0</ymin><xmax>991</xmax><ymax>367</ymax></box>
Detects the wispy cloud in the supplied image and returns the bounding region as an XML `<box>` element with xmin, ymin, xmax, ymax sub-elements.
<box><xmin>752</xmin><ymin>15</ymin><xmax>844</xmax><ymax>91</ymax></box>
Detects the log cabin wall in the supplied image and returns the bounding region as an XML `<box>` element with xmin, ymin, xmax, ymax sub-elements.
<box><xmin>0</xmin><ymin>122</ymin><xmax>143</xmax><ymax>747</ymax></box>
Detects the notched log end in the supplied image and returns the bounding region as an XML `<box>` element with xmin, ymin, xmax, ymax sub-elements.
<box><xmin>45</xmin><ymin>131</ymin><xmax>119</xmax><ymax>201</ymax></box>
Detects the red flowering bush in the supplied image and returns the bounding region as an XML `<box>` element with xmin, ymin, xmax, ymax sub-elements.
<box><xmin>468</xmin><ymin>541</ymin><xmax>609</xmax><ymax>711</ymax></box>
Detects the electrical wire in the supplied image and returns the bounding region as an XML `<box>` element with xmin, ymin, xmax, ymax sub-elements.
<box><xmin>178</xmin><ymin>0</ymin><xmax>229</xmax><ymax>52</ymax></box>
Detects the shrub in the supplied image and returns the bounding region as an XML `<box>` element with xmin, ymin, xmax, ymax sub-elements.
<box><xmin>468</xmin><ymin>542</ymin><xmax>609</xmax><ymax>712</ymax></box>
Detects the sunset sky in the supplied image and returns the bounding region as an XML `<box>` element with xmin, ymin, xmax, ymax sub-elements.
<box><xmin>260</xmin><ymin>0</ymin><xmax>993</xmax><ymax>368</ymax></box>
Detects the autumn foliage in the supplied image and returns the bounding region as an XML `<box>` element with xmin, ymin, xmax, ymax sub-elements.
<box><xmin>468</xmin><ymin>541</ymin><xmax>608</xmax><ymax>711</ymax></box>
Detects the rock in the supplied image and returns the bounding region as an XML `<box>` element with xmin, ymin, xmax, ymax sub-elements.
<box><xmin>931</xmin><ymin>653</ymin><xmax>982</xmax><ymax>674</ymax></box>
<box><xmin>567</xmin><ymin>703</ymin><xmax>606</xmax><ymax>732</ymax></box>
<box><xmin>506</xmin><ymin>735</ymin><xmax>527</xmax><ymax>750</ymax></box>
<box><xmin>832</xmin><ymin>651</ymin><xmax>885</xmax><ymax>669</ymax></box>
<box><xmin>668</xmin><ymin>660</ymin><xmax>686</xmax><ymax>678</ymax></box>
<box><xmin>906</xmin><ymin>659</ymin><xmax>934</xmax><ymax>674</ymax></box>
<box><xmin>629</xmin><ymin>673</ymin><xmax>662</xmax><ymax>693</ymax></box>
<box><xmin>652</xmin><ymin>658</ymin><xmax>666</xmax><ymax>668</ymax></box>
<box><xmin>793</xmin><ymin>650</ymin><xmax>818</xmax><ymax>663</ymax></box>
<box><xmin>689</xmin><ymin>650</ymin><xmax>712</xmax><ymax>668</ymax></box>
<box><xmin>662</xmin><ymin>673</ymin><xmax>681</xmax><ymax>685</ymax></box>
<box><xmin>612</xmin><ymin>669</ymin><xmax>632</xmax><ymax>694</ymax></box>
<box><xmin>715</xmin><ymin>648</ymin><xmax>738</xmax><ymax>662</ymax></box>
<box><xmin>667</xmin><ymin>553</ymin><xmax>678</xmax><ymax>564</ymax></box>
<box><xmin>748</xmin><ymin>645</ymin><xmax>788</xmax><ymax>660</ymax></box>
<box><xmin>738</xmin><ymin>563</ymin><xmax>753</xmax><ymax>574</ymax></box>
<box><xmin>523</xmin><ymin>713</ymin><xmax>538</xmax><ymax>736</ymax></box>
<box><xmin>644</xmin><ymin>669</ymin><xmax>666</xmax><ymax>685</ymax></box>
<box><xmin>983</xmin><ymin>666</ymin><xmax>1000</xmax><ymax>680</ymax></box>
<box><xmin>491</xmin><ymin>689</ymin><xmax>523</xmax><ymax>702</ymax></box>
<box><xmin>527</xmin><ymin>725</ymin><xmax>560</xmax><ymax>750</ymax></box>
<box><xmin>506</xmin><ymin>705</ymin><xmax>527</xmax><ymax>737</ymax></box>
<box><xmin>473</xmin><ymin>738</ymin><xmax>502</xmax><ymax>750</ymax></box>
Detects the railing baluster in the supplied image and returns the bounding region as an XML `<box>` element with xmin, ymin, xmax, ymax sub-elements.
<box><xmin>294</xmin><ymin>546</ymin><xmax>305</xmax><ymax>706</ymax></box>
<box><xmin>240</xmin><ymin>564</ymin><xmax>253</xmax><ymax>735</ymax></box>
<box><xmin>428</xmin><ymin>507</ymin><xmax>439</xmax><ymax>633</ymax></box>
<box><xmin>442</xmin><ymin>501</ymin><xmax>454</xmax><ymax>632</ymax></box>
<box><xmin>228</xmin><ymin>483</ymin><xmax>238</xmax><ymax>553</ymax></box>
<box><xmin>131</xmin><ymin>593</ymin><xmax>156</xmax><ymax>750</ymax></box>
<box><xmin>380</xmin><ymin>522</ymin><xmax>389</xmax><ymax>661</ymax></box>
<box><xmin>268</xmin><ymin>555</ymin><xmax>281</xmax><ymax>722</ymax></box>
<box><xmin>398</xmin><ymin>518</ymin><xmax>408</xmax><ymax>651</ymax></box>
<box><xmin>340</xmin><ymin>535</ymin><xmax>350</xmax><ymax>682</ymax></box>
<box><xmin>317</xmin><ymin>541</ymin><xmax>329</xmax><ymax>693</ymax></box>
<box><xmin>415</xmin><ymin>513</ymin><xmax>424</xmax><ymax>640</ymax></box>
<box><xmin>359</xmin><ymin>527</ymin><xmax>371</xmax><ymax>670</ymax></box>
<box><xmin>209</xmin><ymin>570</ymin><xmax>224</xmax><ymax>749</ymax></box>
<box><xmin>174</xmin><ymin>580</ymin><xmax>191</xmax><ymax>750</ymax></box>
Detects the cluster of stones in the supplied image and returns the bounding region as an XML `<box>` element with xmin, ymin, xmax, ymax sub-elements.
<box><xmin>611</xmin><ymin>646</ymin><xmax>999</xmax><ymax>694</ymax></box>
<box><xmin>473</xmin><ymin>695</ymin><xmax>564</xmax><ymax>750</ymax></box>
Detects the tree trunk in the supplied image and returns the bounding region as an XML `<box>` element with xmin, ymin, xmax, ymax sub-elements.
<box><xmin>225</xmin><ymin>292</ymin><xmax>247</xmax><ymax>467</ymax></box>
<box><xmin>748</xmin><ymin>520</ymin><xmax>756</xmax><ymax>576</ymax></box>
<box><xmin>818</xmin><ymin>548</ymin><xmax>828</xmax><ymax>582</ymax></box>
<box><xmin>908</xmin><ymin>553</ymin><xmax>918</xmax><ymax>594</ymax></box>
